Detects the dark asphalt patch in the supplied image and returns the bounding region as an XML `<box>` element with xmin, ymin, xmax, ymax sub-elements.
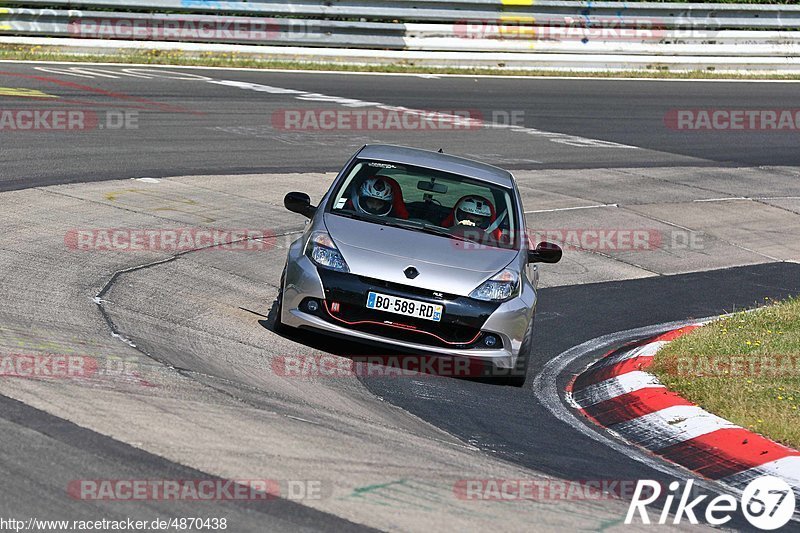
<box><xmin>2</xmin><ymin>63</ymin><xmax>799</xmax><ymax>190</ymax></box>
<box><xmin>0</xmin><ymin>394</ymin><xmax>377</xmax><ymax>532</ymax></box>
<box><xmin>359</xmin><ymin>262</ymin><xmax>800</xmax><ymax>481</ymax></box>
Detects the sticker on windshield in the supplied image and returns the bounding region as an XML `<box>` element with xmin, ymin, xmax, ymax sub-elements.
<box><xmin>335</xmin><ymin>198</ymin><xmax>347</xmax><ymax>209</ymax></box>
<box><xmin>367</xmin><ymin>162</ymin><xmax>397</xmax><ymax>169</ymax></box>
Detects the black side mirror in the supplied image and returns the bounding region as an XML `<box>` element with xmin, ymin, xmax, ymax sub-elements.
<box><xmin>284</xmin><ymin>192</ymin><xmax>316</xmax><ymax>219</ymax></box>
<box><xmin>528</xmin><ymin>241</ymin><xmax>562</xmax><ymax>264</ymax></box>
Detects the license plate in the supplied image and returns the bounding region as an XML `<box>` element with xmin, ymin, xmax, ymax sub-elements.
<box><xmin>366</xmin><ymin>291</ymin><xmax>443</xmax><ymax>322</ymax></box>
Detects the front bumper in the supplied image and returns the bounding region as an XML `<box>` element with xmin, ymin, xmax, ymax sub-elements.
<box><xmin>280</xmin><ymin>240</ymin><xmax>535</xmax><ymax>369</ymax></box>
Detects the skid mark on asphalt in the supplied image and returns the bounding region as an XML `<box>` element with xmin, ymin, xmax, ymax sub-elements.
<box><xmin>621</xmin><ymin>204</ymin><xmax>784</xmax><ymax>263</ymax></box>
<box><xmin>22</xmin><ymin>64</ymin><xmax>647</xmax><ymax>164</ymax></box>
<box><xmin>209</xmin><ymin>78</ymin><xmax>637</xmax><ymax>150</ymax></box>
<box><xmin>0</xmin><ymin>70</ymin><xmax>200</xmax><ymax>113</ymax></box>
<box><xmin>345</xmin><ymin>479</ymin><xmax>490</xmax><ymax>515</ymax></box>
<box><xmin>102</xmin><ymin>187</ymin><xmax>220</xmax><ymax>223</ymax></box>
<box><xmin>463</xmin><ymin>152</ymin><xmax>542</xmax><ymax>165</ymax></box>
<box><xmin>210</xmin><ymin>125</ymin><xmax>387</xmax><ymax>146</ymax></box>
<box><xmin>342</xmin><ymin>478</ymin><xmax>639</xmax><ymax>524</ymax></box>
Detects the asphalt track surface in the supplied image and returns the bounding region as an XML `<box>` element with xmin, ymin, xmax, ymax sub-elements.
<box><xmin>1</xmin><ymin>62</ymin><xmax>800</xmax><ymax>531</ymax></box>
<box><xmin>2</xmin><ymin>62</ymin><xmax>800</xmax><ymax>191</ymax></box>
<box><xmin>0</xmin><ymin>395</ymin><xmax>375</xmax><ymax>532</ymax></box>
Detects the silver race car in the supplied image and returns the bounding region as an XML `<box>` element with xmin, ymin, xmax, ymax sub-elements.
<box><xmin>276</xmin><ymin>145</ymin><xmax>561</xmax><ymax>386</ymax></box>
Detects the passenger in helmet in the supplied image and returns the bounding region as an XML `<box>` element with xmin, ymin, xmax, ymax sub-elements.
<box><xmin>351</xmin><ymin>176</ymin><xmax>409</xmax><ymax>219</ymax></box>
<box><xmin>360</xmin><ymin>177</ymin><xmax>393</xmax><ymax>215</ymax></box>
<box><xmin>453</xmin><ymin>195</ymin><xmax>494</xmax><ymax>229</ymax></box>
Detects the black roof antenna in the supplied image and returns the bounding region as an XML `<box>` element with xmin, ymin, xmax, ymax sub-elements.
<box><xmin>438</xmin><ymin>148</ymin><xmax>443</xmax><ymax>153</ymax></box>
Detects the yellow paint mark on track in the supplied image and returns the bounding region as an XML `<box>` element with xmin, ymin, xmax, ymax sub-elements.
<box><xmin>0</xmin><ymin>87</ymin><xmax>58</xmax><ymax>98</ymax></box>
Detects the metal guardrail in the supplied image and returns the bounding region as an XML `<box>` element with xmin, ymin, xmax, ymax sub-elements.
<box><xmin>5</xmin><ymin>1</ymin><xmax>800</xmax><ymax>28</ymax></box>
<box><xmin>1</xmin><ymin>2</ymin><xmax>800</xmax><ymax>68</ymax></box>
<box><xmin>1</xmin><ymin>8</ymin><xmax>409</xmax><ymax>48</ymax></box>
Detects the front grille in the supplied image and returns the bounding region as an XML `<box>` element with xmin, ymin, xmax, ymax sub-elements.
<box><xmin>316</xmin><ymin>269</ymin><xmax>501</xmax><ymax>349</ymax></box>
<box><xmin>356</xmin><ymin>276</ymin><xmax>456</xmax><ymax>300</ymax></box>
<box><xmin>324</xmin><ymin>301</ymin><xmax>484</xmax><ymax>348</ymax></box>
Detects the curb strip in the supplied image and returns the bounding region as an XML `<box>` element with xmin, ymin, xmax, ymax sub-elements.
<box><xmin>567</xmin><ymin>324</ymin><xmax>800</xmax><ymax>495</ymax></box>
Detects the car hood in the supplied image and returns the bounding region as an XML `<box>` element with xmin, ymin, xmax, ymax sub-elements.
<box><xmin>324</xmin><ymin>214</ymin><xmax>518</xmax><ymax>296</ymax></box>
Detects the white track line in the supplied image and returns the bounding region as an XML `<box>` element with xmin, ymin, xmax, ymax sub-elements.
<box><xmin>524</xmin><ymin>204</ymin><xmax>618</xmax><ymax>214</ymax></box>
<box><xmin>6</xmin><ymin>58</ymin><xmax>800</xmax><ymax>82</ymax></box>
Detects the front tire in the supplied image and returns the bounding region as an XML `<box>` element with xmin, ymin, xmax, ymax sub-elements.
<box><xmin>273</xmin><ymin>267</ymin><xmax>290</xmax><ymax>334</ymax></box>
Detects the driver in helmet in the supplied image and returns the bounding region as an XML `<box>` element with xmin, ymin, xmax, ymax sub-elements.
<box><xmin>353</xmin><ymin>176</ymin><xmax>396</xmax><ymax>216</ymax></box>
<box><xmin>454</xmin><ymin>195</ymin><xmax>494</xmax><ymax>229</ymax></box>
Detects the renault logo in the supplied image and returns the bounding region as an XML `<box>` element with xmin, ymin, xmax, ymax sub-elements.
<box><xmin>404</xmin><ymin>266</ymin><xmax>419</xmax><ymax>279</ymax></box>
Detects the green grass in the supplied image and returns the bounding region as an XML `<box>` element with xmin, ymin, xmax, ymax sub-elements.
<box><xmin>651</xmin><ymin>297</ymin><xmax>800</xmax><ymax>449</ymax></box>
<box><xmin>2</xmin><ymin>45</ymin><xmax>800</xmax><ymax>80</ymax></box>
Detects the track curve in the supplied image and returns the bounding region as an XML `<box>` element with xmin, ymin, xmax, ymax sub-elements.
<box><xmin>2</xmin><ymin>62</ymin><xmax>800</xmax><ymax>531</ymax></box>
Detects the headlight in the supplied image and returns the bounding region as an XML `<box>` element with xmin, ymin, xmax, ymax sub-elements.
<box><xmin>470</xmin><ymin>269</ymin><xmax>519</xmax><ymax>301</ymax></box>
<box><xmin>305</xmin><ymin>231</ymin><xmax>349</xmax><ymax>272</ymax></box>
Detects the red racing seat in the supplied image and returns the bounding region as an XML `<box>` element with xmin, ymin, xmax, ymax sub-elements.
<box><xmin>345</xmin><ymin>175</ymin><xmax>409</xmax><ymax>219</ymax></box>
<box><xmin>441</xmin><ymin>195</ymin><xmax>502</xmax><ymax>240</ymax></box>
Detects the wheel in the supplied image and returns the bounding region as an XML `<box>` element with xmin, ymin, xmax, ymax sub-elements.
<box><xmin>273</xmin><ymin>267</ymin><xmax>290</xmax><ymax>334</ymax></box>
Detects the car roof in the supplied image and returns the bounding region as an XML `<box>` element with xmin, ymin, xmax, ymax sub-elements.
<box><xmin>356</xmin><ymin>144</ymin><xmax>514</xmax><ymax>188</ymax></box>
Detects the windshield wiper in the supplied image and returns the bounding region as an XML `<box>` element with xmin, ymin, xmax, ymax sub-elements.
<box><xmin>385</xmin><ymin>220</ymin><xmax>476</xmax><ymax>243</ymax></box>
<box><xmin>332</xmin><ymin>211</ymin><xmax>415</xmax><ymax>228</ymax></box>
<box><xmin>332</xmin><ymin>212</ymin><xmax>474</xmax><ymax>243</ymax></box>
<box><xmin>332</xmin><ymin>211</ymin><xmax>410</xmax><ymax>228</ymax></box>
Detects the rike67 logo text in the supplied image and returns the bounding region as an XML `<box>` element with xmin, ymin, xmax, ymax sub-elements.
<box><xmin>626</xmin><ymin>477</ymin><xmax>796</xmax><ymax>530</ymax></box>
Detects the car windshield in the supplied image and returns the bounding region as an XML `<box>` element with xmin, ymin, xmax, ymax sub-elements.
<box><xmin>328</xmin><ymin>159</ymin><xmax>518</xmax><ymax>249</ymax></box>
